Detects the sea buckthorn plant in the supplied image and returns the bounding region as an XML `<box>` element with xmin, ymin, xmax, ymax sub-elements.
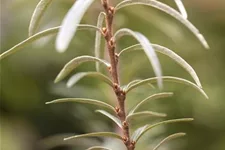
<box><xmin>0</xmin><ymin>0</ymin><xmax>210</xmax><ymax>150</ymax></box>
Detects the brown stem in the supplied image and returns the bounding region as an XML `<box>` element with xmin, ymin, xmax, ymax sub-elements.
<box><xmin>101</xmin><ymin>0</ymin><xmax>135</xmax><ymax>150</ymax></box>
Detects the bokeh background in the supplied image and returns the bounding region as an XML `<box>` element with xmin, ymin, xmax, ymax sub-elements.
<box><xmin>1</xmin><ymin>0</ymin><xmax>225</xmax><ymax>150</ymax></box>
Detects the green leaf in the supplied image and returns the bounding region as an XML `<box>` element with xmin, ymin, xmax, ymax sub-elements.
<box><xmin>123</xmin><ymin>79</ymin><xmax>155</xmax><ymax>90</ymax></box>
<box><xmin>132</xmin><ymin>118</ymin><xmax>193</xmax><ymax>142</ymax></box>
<box><xmin>67</xmin><ymin>72</ymin><xmax>113</xmax><ymax>88</ymax></box>
<box><xmin>64</xmin><ymin>132</ymin><xmax>123</xmax><ymax>141</ymax></box>
<box><xmin>45</xmin><ymin>98</ymin><xmax>115</xmax><ymax>112</ymax></box>
<box><xmin>119</xmin><ymin>44</ymin><xmax>202</xmax><ymax>88</ymax></box>
<box><xmin>126</xmin><ymin>76</ymin><xmax>208</xmax><ymax>99</ymax></box>
<box><xmin>115</xmin><ymin>0</ymin><xmax>209</xmax><ymax>49</ymax></box>
<box><xmin>87</xmin><ymin>146</ymin><xmax>112</xmax><ymax>150</ymax></box>
<box><xmin>153</xmin><ymin>132</ymin><xmax>186</xmax><ymax>150</ymax></box>
<box><xmin>29</xmin><ymin>0</ymin><xmax>53</xmax><ymax>36</ymax></box>
<box><xmin>96</xmin><ymin>110</ymin><xmax>122</xmax><ymax>128</ymax></box>
<box><xmin>126</xmin><ymin>111</ymin><xmax>167</xmax><ymax>121</ymax></box>
<box><xmin>174</xmin><ymin>0</ymin><xmax>187</xmax><ymax>19</ymax></box>
<box><xmin>131</xmin><ymin>125</ymin><xmax>148</xmax><ymax>142</ymax></box>
<box><xmin>114</xmin><ymin>28</ymin><xmax>162</xmax><ymax>88</ymax></box>
<box><xmin>54</xmin><ymin>56</ymin><xmax>111</xmax><ymax>83</ymax></box>
<box><xmin>128</xmin><ymin>92</ymin><xmax>173</xmax><ymax>115</ymax></box>
<box><xmin>56</xmin><ymin>0</ymin><xmax>95</xmax><ymax>52</ymax></box>
<box><xmin>0</xmin><ymin>25</ymin><xmax>99</xmax><ymax>60</ymax></box>
<box><xmin>95</xmin><ymin>12</ymin><xmax>106</xmax><ymax>72</ymax></box>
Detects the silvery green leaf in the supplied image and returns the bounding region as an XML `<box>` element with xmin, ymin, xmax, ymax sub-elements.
<box><xmin>67</xmin><ymin>72</ymin><xmax>113</xmax><ymax>88</ymax></box>
<box><xmin>0</xmin><ymin>25</ymin><xmax>99</xmax><ymax>60</ymax></box>
<box><xmin>56</xmin><ymin>0</ymin><xmax>95</xmax><ymax>52</ymax></box>
<box><xmin>132</xmin><ymin>118</ymin><xmax>193</xmax><ymax>142</ymax></box>
<box><xmin>115</xmin><ymin>0</ymin><xmax>209</xmax><ymax>49</ymax></box>
<box><xmin>153</xmin><ymin>132</ymin><xmax>186</xmax><ymax>150</ymax></box>
<box><xmin>126</xmin><ymin>76</ymin><xmax>208</xmax><ymax>99</ymax></box>
<box><xmin>114</xmin><ymin>28</ymin><xmax>162</xmax><ymax>88</ymax></box>
<box><xmin>64</xmin><ymin>132</ymin><xmax>123</xmax><ymax>141</ymax></box>
<box><xmin>87</xmin><ymin>146</ymin><xmax>112</xmax><ymax>150</ymax></box>
<box><xmin>96</xmin><ymin>110</ymin><xmax>122</xmax><ymax>128</ymax></box>
<box><xmin>54</xmin><ymin>56</ymin><xmax>111</xmax><ymax>83</ymax></box>
<box><xmin>131</xmin><ymin>125</ymin><xmax>148</xmax><ymax>142</ymax></box>
<box><xmin>46</xmin><ymin>98</ymin><xmax>115</xmax><ymax>112</ymax></box>
<box><xmin>174</xmin><ymin>0</ymin><xmax>187</xmax><ymax>19</ymax></box>
<box><xmin>95</xmin><ymin>12</ymin><xmax>106</xmax><ymax>72</ymax></box>
<box><xmin>128</xmin><ymin>92</ymin><xmax>173</xmax><ymax>115</ymax></box>
<box><xmin>126</xmin><ymin>111</ymin><xmax>167</xmax><ymax>121</ymax></box>
<box><xmin>119</xmin><ymin>44</ymin><xmax>202</xmax><ymax>88</ymax></box>
<box><xmin>123</xmin><ymin>79</ymin><xmax>155</xmax><ymax>90</ymax></box>
<box><xmin>29</xmin><ymin>0</ymin><xmax>53</xmax><ymax>36</ymax></box>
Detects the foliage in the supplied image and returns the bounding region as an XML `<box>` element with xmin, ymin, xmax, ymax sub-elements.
<box><xmin>0</xmin><ymin>0</ymin><xmax>210</xmax><ymax>150</ymax></box>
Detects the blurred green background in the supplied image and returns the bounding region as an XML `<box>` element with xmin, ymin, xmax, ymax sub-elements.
<box><xmin>1</xmin><ymin>0</ymin><xmax>225</xmax><ymax>150</ymax></box>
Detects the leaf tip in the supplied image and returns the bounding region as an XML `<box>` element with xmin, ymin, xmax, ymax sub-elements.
<box><xmin>187</xmin><ymin>118</ymin><xmax>194</xmax><ymax>121</ymax></box>
<box><xmin>45</xmin><ymin>101</ymin><xmax>52</xmax><ymax>105</ymax></box>
<box><xmin>63</xmin><ymin>138</ymin><xmax>68</xmax><ymax>141</ymax></box>
<box><xmin>54</xmin><ymin>77</ymin><xmax>60</xmax><ymax>83</ymax></box>
<box><xmin>54</xmin><ymin>71</ymin><xmax>63</xmax><ymax>83</ymax></box>
<box><xmin>55</xmin><ymin>40</ymin><xmax>67</xmax><ymax>53</ymax></box>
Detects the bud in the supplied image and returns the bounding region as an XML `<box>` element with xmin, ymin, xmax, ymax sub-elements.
<box><xmin>122</xmin><ymin>137</ymin><xmax>128</xmax><ymax>143</ymax></box>
<box><xmin>114</xmin><ymin>83</ymin><xmax>119</xmax><ymax>90</ymax></box>
<box><xmin>115</xmin><ymin>106</ymin><xmax>120</xmax><ymax>113</ymax></box>
<box><xmin>102</xmin><ymin>27</ymin><xmax>107</xmax><ymax>34</ymax></box>
<box><xmin>109</xmin><ymin>38</ymin><xmax>114</xmax><ymax>47</ymax></box>
<box><xmin>131</xmin><ymin>141</ymin><xmax>136</xmax><ymax>146</ymax></box>
<box><xmin>123</xmin><ymin>121</ymin><xmax>128</xmax><ymax>128</ymax></box>
<box><xmin>108</xmin><ymin>6</ymin><xmax>115</xmax><ymax>14</ymax></box>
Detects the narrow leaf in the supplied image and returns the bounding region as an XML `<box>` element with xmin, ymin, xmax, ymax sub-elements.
<box><xmin>131</xmin><ymin>125</ymin><xmax>148</xmax><ymax>142</ymax></box>
<box><xmin>67</xmin><ymin>72</ymin><xmax>113</xmax><ymax>88</ymax></box>
<box><xmin>126</xmin><ymin>76</ymin><xmax>208</xmax><ymax>99</ymax></box>
<box><xmin>54</xmin><ymin>56</ymin><xmax>111</xmax><ymax>83</ymax></box>
<box><xmin>126</xmin><ymin>111</ymin><xmax>167</xmax><ymax>121</ymax></box>
<box><xmin>114</xmin><ymin>28</ymin><xmax>162</xmax><ymax>88</ymax></box>
<box><xmin>123</xmin><ymin>79</ymin><xmax>155</xmax><ymax>90</ymax></box>
<box><xmin>153</xmin><ymin>132</ymin><xmax>186</xmax><ymax>150</ymax></box>
<box><xmin>174</xmin><ymin>0</ymin><xmax>187</xmax><ymax>19</ymax></box>
<box><xmin>29</xmin><ymin>0</ymin><xmax>53</xmax><ymax>36</ymax></box>
<box><xmin>46</xmin><ymin>98</ymin><xmax>115</xmax><ymax>112</ymax></box>
<box><xmin>119</xmin><ymin>44</ymin><xmax>202</xmax><ymax>88</ymax></box>
<box><xmin>133</xmin><ymin>118</ymin><xmax>193</xmax><ymax>141</ymax></box>
<box><xmin>56</xmin><ymin>0</ymin><xmax>95</xmax><ymax>52</ymax></box>
<box><xmin>115</xmin><ymin>0</ymin><xmax>209</xmax><ymax>49</ymax></box>
<box><xmin>96</xmin><ymin>110</ymin><xmax>122</xmax><ymax>128</ymax></box>
<box><xmin>128</xmin><ymin>92</ymin><xmax>173</xmax><ymax>115</ymax></box>
<box><xmin>87</xmin><ymin>146</ymin><xmax>112</xmax><ymax>150</ymax></box>
<box><xmin>95</xmin><ymin>12</ymin><xmax>106</xmax><ymax>72</ymax></box>
<box><xmin>0</xmin><ymin>25</ymin><xmax>99</xmax><ymax>60</ymax></box>
<box><xmin>64</xmin><ymin>132</ymin><xmax>123</xmax><ymax>141</ymax></box>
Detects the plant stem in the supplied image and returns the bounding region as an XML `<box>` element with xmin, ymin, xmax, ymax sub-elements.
<box><xmin>101</xmin><ymin>0</ymin><xmax>135</xmax><ymax>149</ymax></box>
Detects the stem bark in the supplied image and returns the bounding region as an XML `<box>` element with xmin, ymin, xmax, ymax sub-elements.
<box><xmin>101</xmin><ymin>0</ymin><xmax>135</xmax><ymax>149</ymax></box>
